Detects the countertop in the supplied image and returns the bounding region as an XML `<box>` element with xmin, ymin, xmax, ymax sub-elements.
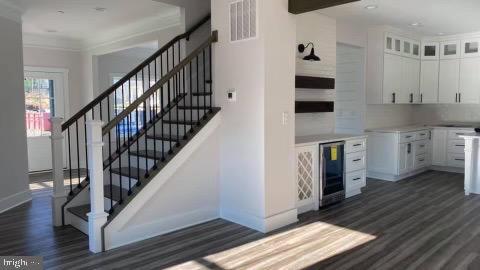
<box><xmin>367</xmin><ymin>122</ymin><xmax>479</xmax><ymax>134</ymax></box>
<box><xmin>460</xmin><ymin>133</ymin><xmax>480</xmax><ymax>139</ymax></box>
<box><xmin>296</xmin><ymin>133</ymin><xmax>367</xmax><ymax>146</ymax></box>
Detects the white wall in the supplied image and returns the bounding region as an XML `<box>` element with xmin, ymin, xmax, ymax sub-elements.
<box><xmin>97</xmin><ymin>46</ymin><xmax>157</xmax><ymax>94</ymax></box>
<box><xmin>213</xmin><ymin>0</ymin><xmax>297</xmax><ymax>232</ymax></box>
<box><xmin>296</xmin><ymin>13</ymin><xmax>336</xmax><ymax>136</ymax></box>
<box><xmin>0</xmin><ymin>15</ymin><xmax>31</xmax><ymax>212</ymax></box>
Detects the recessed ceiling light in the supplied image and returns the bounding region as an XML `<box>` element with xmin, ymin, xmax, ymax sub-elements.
<box><xmin>410</xmin><ymin>22</ymin><xmax>423</xmax><ymax>27</ymax></box>
<box><xmin>364</xmin><ymin>5</ymin><xmax>378</xmax><ymax>10</ymax></box>
<box><xmin>94</xmin><ymin>7</ymin><xmax>107</xmax><ymax>12</ymax></box>
<box><xmin>437</xmin><ymin>32</ymin><xmax>445</xmax><ymax>36</ymax></box>
<box><xmin>46</xmin><ymin>29</ymin><xmax>58</xmax><ymax>33</ymax></box>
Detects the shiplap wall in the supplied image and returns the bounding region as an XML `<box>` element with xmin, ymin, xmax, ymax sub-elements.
<box><xmin>295</xmin><ymin>13</ymin><xmax>336</xmax><ymax>136</ymax></box>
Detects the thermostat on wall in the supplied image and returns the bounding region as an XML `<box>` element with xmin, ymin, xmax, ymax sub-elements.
<box><xmin>227</xmin><ymin>89</ymin><xmax>237</xmax><ymax>102</ymax></box>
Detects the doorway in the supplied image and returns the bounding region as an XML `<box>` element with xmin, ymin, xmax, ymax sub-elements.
<box><xmin>24</xmin><ymin>68</ymin><xmax>68</xmax><ymax>173</ymax></box>
<box><xmin>335</xmin><ymin>43</ymin><xmax>366</xmax><ymax>134</ymax></box>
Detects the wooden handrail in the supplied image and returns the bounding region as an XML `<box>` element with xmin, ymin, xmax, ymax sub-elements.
<box><xmin>102</xmin><ymin>31</ymin><xmax>218</xmax><ymax>135</ymax></box>
<box><xmin>61</xmin><ymin>14</ymin><xmax>211</xmax><ymax>131</ymax></box>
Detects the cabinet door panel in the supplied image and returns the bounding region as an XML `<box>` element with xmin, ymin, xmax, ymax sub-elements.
<box><xmin>432</xmin><ymin>129</ymin><xmax>448</xmax><ymax>166</ymax></box>
<box><xmin>400</xmin><ymin>58</ymin><xmax>420</xmax><ymax>103</ymax></box>
<box><xmin>383</xmin><ymin>54</ymin><xmax>403</xmax><ymax>104</ymax></box>
<box><xmin>420</xmin><ymin>61</ymin><xmax>439</xmax><ymax>103</ymax></box>
<box><xmin>399</xmin><ymin>143</ymin><xmax>414</xmax><ymax>175</ymax></box>
<box><xmin>440</xmin><ymin>40</ymin><xmax>461</xmax><ymax>60</ymax></box>
<box><xmin>439</xmin><ymin>59</ymin><xmax>460</xmax><ymax>104</ymax></box>
<box><xmin>422</xmin><ymin>42</ymin><xmax>439</xmax><ymax>60</ymax></box>
<box><xmin>459</xmin><ymin>58</ymin><xmax>480</xmax><ymax>104</ymax></box>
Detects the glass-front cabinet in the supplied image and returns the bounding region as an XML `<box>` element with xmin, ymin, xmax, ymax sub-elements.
<box><xmin>385</xmin><ymin>34</ymin><xmax>402</xmax><ymax>55</ymax></box>
<box><xmin>403</xmin><ymin>39</ymin><xmax>420</xmax><ymax>59</ymax></box>
<box><xmin>422</xmin><ymin>42</ymin><xmax>440</xmax><ymax>60</ymax></box>
<box><xmin>440</xmin><ymin>40</ymin><xmax>461</xmax><ymax>59</ymax></box>
<box><xmin>462</xmin><ymin>39</ymin><xmax>480</xmax><ymax>58</ymax></box>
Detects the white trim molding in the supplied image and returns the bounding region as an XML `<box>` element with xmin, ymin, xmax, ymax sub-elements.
<box><xmin>221</xmin><ymin>207</ymin><xmax>298</xmax><ymax>233</ymax></box>
<box><xmin>0</xmin><ymin>0</ymin><xmax>23</xmax><ymax>23</ymax></box>
<box><xmin>0</xmin><ymin>190</ymin><xmax>32</xmax><ymax>214</ymax></box>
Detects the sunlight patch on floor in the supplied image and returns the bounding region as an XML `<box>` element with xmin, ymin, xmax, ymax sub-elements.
<box><xmin>166</xmin><ymin>221</ymin><xmax>376</xmax><ymax>270</ymax></box>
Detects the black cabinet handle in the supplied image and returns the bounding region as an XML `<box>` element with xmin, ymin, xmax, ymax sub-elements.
<box><xmin>455</xmin><ymin>158</ymin><xmax>465</xmax><ymax>161</ymax></box>
<box><xmin>392</xmin><ymin>93</ymin><xmax>396</xmax><ymax>103</ymax></box>
<box><xmin>456</xmin><ymin>144</ymin><xmax>465</xmax><ymax>147</ymax></box>
<box><xmin>410</xmin><ymin>93</ymin><xmax>413</xmax><ymax>103</ymax></box>
<box><xmin>419</xmin><ymin>159</ymin><xmax>425</xmax><ymax>162</ymax></box>
<box><xmin>353</xmin><ymin>144</ymin><xmax>362</xmax><ymax>147</ymax></box>
<box><xmin>353</xmin><ymin>177</ymin><xmax>362</xmax><ymax>181</ymax></box>
<box><xmin>459</xmin><ymin>93</ymin><xmax>461</xmax><ymax>103</ymax></box>
<box><xmin>353</xmin><ymin>159</ymin><xmax>362</xmax><ymax>162</ymax></box>
<box><xmin>456</xmin><ymin>93</ymin><xmax>458</xmax><ymax>103</ymax></box>
<box><xmin>420</xmin><ymin>93</ymin><xmax>423</xmax><ymax>103</ymax></box>
<box><xmin>405</xmin><ymin>136</ymin><xmax>413</xmax><ymax>138</ymax></box>
<box><xmin>407</xmin><ymin>143</ymin><xmax>412</xmax><ymax>154</ymax></box>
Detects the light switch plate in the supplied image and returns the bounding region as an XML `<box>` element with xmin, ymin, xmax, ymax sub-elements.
<box><xmin>227</xmin><ymin>89</ymin><xmax>237</xmax><ymax>102</ymax></box>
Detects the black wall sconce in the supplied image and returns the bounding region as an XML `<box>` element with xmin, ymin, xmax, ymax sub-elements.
<box><xmin>298</xmin><ymin>42</ymin><xmax>321</xmax><ymax>61</ymax></box>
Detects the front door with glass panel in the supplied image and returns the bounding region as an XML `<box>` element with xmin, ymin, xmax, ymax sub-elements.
<box><xmin>24</xmin><ymin>70</ymin><xmax>66</xmax><ymax>172</ymax></box>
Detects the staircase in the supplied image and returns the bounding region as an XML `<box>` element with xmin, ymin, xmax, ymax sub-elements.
<box><xmin>51</xmin><ymin>15</ymin><xmax>220</xmax><ymax>252</ymax></box>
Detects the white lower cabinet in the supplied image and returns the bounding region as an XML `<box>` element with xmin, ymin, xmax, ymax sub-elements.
<box><xmin>367</xmin><ymin>129</ymin><xmax>432</xmax><ymax>181</ymax></box>
<box><xmin>345</xmin><ymin>138</ymin><xmax>367</xmax><ymax>198</ymax></box>
<box><xmin>432</xmin><ymin>127</ymin><xmax>473</xmax><ymax>169</ymax></box>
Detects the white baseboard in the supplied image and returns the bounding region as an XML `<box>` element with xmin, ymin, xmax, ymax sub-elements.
<box><xmin>0</xmin><ymin>189</ymin><xmax>32</xmax><ymax>214</ymax></box>
<box><xmin>221</xmin><ymin>207</ymin><xmax>298</xmax><ymax>233</ymax></box>
<box><xmin>106</xmin><ymin>207</ymin><xmax>218</xmax><ymax>250</ymax></box>
<box><xmin>367</xmin><ymin>168</ymin><xmax>429</xmax><ymax>182</ymax></box>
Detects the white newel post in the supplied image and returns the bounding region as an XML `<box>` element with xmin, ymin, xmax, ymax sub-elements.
<box><xmin>51</xmin><ymin>117</ymin><xmax>66</xmax><ymax>227</ymax></box>
<box><xmin>86</xmin><ymin>120</ymin><xmax>108</xmax><ymax>253</ymax></box>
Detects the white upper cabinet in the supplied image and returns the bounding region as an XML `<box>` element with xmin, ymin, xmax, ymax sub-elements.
<box><xmin>403</xmin><ymin>39</ymin><xmax>421</xmax><ymax>59</ymax></box>
<box><xmin>459</xmin><ymin>57</ymin><xmax>480</xmax><ymax>104</ymax></box>
<box><xmin>383</xmin><ymin>53</ymin><xmax>403</xmax><ymax>104</ymax></box>
<box><xmin>438</xmin><ymin>59</ymin><xmax>460</xmax><ymax>104</ymax></box>
<box><xmin>420</xmin><ymin>61</ymin><xmax>439</xmax><ymax>103</ymax></box>
<box><xmin>401</xmin><ymin>57</ymin><xmax>421</xmax><ymax>103</ymax></box>
<box><xmin>422</xmin><ymin>42</ymin><xmax>440</xmax><ymax>60</ymax></box>
<box><xmin>440</xmin><ymin>40</ymin><xmax>461</xmax><ymax>59</ymax></box>
<box><xmin>462</xmin><ymin>38</ymin><xmax>480</xmax><ymax>58</ymax></box>
<box><xmin>385</xmin><ymin>34</ymin><xmax>402</xmax><ymax>55</ymax></box>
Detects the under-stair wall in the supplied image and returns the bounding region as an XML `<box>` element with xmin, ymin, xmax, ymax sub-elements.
<box><xmin>104</xmin><ymin>112</ymin><xmax>221</xmax><ymax>250</ymax></box>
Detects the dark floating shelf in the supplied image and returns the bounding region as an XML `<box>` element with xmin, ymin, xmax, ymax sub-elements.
<box><xmin>295</xmin><ymin>76</ymin><xmax>335</xmax><ymax>89</ymax></box>
<box><xmin>295</xmin><ymin>101</ymin><xmax>334</xmax><ymax>113</ymax></box>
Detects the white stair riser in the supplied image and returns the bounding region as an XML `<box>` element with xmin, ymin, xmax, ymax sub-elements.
<box><xmin>128</xmin><ymin>156</ymin><xmax>157</xmax><ymax>170</ymax></box>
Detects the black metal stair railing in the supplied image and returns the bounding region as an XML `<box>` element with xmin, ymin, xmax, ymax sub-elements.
<box><xmin>101</xmin><ymin>31</ymin><xmax>218</xmax><ymax>215</ymax></box>
<box><xmin>59</xmin><ymin>15</ymin><xmax>211</xmax><ymax>198</ymax></box>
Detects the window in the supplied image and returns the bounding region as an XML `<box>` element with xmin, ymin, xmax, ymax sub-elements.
<box><xmin>24</xmin><ymin>78</ymin><xmax>55</xmax><ymax>137</ymax></box>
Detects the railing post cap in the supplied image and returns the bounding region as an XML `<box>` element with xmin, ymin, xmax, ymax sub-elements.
<box><xmin>50</xmin><ymin>117</ymin><xmax>64</xmax><ymax>124</ymax></box>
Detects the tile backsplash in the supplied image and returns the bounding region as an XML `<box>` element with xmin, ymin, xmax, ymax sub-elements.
<box><xmin>413</xmin><ymin>105</ymin><xmax>480</xmax><ymax>124</ymax></box>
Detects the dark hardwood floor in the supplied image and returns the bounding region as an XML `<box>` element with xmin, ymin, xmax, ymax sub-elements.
<box><xmin>2</xmin><ymin>170</ymin><xmax>480</xmax><ymax>269</ymax></box>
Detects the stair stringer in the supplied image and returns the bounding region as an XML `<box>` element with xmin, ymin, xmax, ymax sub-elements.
<box><xmin>104</xmin><ymin>112</ymin><xmax>221</xmax><ymax>250</ymax></box>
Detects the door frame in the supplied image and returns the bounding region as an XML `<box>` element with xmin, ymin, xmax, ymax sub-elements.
<box><xmin>24</xmin><ymin>66</ymin><xmax>70</xmax><ymax>173</ymax></box>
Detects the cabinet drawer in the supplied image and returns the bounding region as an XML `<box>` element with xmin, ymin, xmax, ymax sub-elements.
<box><xmin>448</xmin><ymin>129</ymin><xmax>473</xmax><ymax>140</ymax></box>
<box><xmin>414</xmin><ymin>140</ymin><xmax>428</xmax><ymax>155</ymax></box>
<box><xmin>415</xmin><ymin>130</ymin><xmax>430</xmax><ymax>141</ymax></box>
<box><xmin>346</xmin><ymin>139</ymin><xmax>366</xmax><ymax>154</ymax></box>
<box><xmin>400</xmin><ymin>132</ymin><xmax>416</xmax><ymax>143</ymax></box>
<box><xmin>415</xmin><ymin>154</ymin><xmax>427</xmax><ymax>169</ymax></box>
<box><xmin>448</xmin><ymin>140</ymin><xmax>466</xmax><ymax>154</ymax></box>
<box><xmin>346</xmin><ymin>170</ymin><xmax>366</xmax><ymax>191</ymax></box>
<box><xmin>346</xmin><ymin>151</ymin><xmax>366</xmax><ymax>173</ymax></box>
<box><xmin>447</xmin><ymin>153</ymin><xmax>465</xmax><ymax>168</ymax></box>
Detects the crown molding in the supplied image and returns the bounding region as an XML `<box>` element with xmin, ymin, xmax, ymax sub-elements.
<box><xmin>0</xmin><ymin>0</ymin><xmax>23</xmax><ymax>23</ymax></box>
<box><xmin>23</xmin><ymin>11</ymin><xmax>182</xmax><ymax>53</ymax></box>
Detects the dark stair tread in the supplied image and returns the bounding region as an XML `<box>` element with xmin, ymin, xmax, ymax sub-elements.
<box><xmin>111</xmin><ymin>167</ymin><xmax>148</xmax><ymax>179</ymax></box>
<box><xmin>104</xmin><ymin>185</ymin><xmax>130</xmax><ymax>202</ymax></box>
<box><xmin>191</xmin><ymin>92</ymin><xmax>213</xmax><ymax>96</ymax></box>
<box><xmin>177</xmin><ymin>105</ymin><xmax>210</xmax><ymax>110</ymax></box>
<box><xmin>67</xmin><ymin>204</ymin><xmax>90</xmax><ymax>221</ymax></box>
<box><xmin>130</xmin><ymin>150</ymin><xmax>166</xmax><ymax>160</ymax></box>
<box><xmin>146</xmin><ymin>134</ymin><xmax>181</xmax><ymax>142</ymax></box>
<box><xmin>163</xmin><ymin>119</ymin><xmax>200</xmax><ymax>125</ymax></box>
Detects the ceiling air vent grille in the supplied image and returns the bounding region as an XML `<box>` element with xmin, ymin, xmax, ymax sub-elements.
<box><xmin>230</xmin><ymin>0</ymin><xmax>257</xmax><ymax>42</ymax></box>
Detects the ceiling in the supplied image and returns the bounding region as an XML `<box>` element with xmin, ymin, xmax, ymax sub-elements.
<box><xmin>8</xmin><ymin>0</ymin><xmax>180</xmax><ymax>49</ymax></box>
<box><xmin>318</xmin><ymin>0</ymin><xmax>480</xmax><ymax>36</ymax></box>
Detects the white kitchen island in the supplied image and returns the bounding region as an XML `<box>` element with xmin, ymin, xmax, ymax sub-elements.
<box><xmin>460</xmin><ymin>133</ymin><xmax>480</xmax><ymax>195</ymax></box>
